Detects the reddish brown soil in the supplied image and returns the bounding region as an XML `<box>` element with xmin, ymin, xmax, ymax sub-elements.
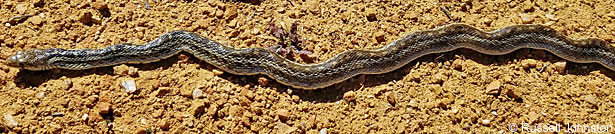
<box><xmin>1</xmin><ymin>0</ymin><xmax>614</xmax><ymax>133</ymax></box>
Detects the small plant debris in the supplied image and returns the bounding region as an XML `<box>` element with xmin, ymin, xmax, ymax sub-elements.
<box><xmin>268</xmin><ymin>21</ymin><xmax>316</xmax><ymax>63</ymax></box>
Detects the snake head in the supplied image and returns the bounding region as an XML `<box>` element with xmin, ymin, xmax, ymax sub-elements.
<box><xmin>6</xmin><ymin>49</ymin><xmax>55</xmax><ymax>70</ymax></box>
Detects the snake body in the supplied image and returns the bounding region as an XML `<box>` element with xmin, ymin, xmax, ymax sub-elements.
<box><xmin>6</xmin><ymin>24</ymin><xmax>615</xmax><ymax>89</ymax></box>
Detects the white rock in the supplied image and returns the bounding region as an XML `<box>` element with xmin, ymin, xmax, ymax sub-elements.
<box><xmin>320</xmin><ymin>128</ymin><xmax>327</xmax><ymax>134</ymax></box>
<box><xmin>37</xmin><ymin>92</ymin><xmax>45</xmax><ymax>98</ymax></box>
<box><xmin>3</xmin><ymin>114</ymin><xmax>18</xmax><ymax>127</ymax></box>
<box><xmin>82</xmin><ymin>114</ymin><xmax>88</xmax><ymax>121</ymax></box>
<box><xmin>481</xmin><ymin>119</ymin><xmax>491</xmax><ymax>125</ymax></box>
<box><xmin>122</xmin><ymin>79</ymin><xmax>136</xmax><ymax>93</ymax></box>
<box><xmin>139</xmin><ymin>118</ymin><xmax>147</xmax><ymax>125</ymax></box>
<box><xmin>451</xmin><ymin>109</ymin><xmax>459</xmax><ymax>114</ymax></box>
<box><xmin>192</xmin><ymin>89</ymin><xmax>204</xmax><ymax>98</ymax></box>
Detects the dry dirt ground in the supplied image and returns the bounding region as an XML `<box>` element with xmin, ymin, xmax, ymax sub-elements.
<box><xmin>1</xmin><ymin>0</ymin><xmax>615</xmax><ymax>133</ymax></box>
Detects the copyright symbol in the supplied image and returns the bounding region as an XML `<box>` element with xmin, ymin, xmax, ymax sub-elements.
<box><xmin>509</xmin><ymin>123</ymin><xmax>518</xmax><ymax>132</ymax></box>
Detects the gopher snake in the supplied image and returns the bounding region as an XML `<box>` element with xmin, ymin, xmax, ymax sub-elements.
<box><xmin>6</xmin><ymin>24</ymin><xmax>615</xmax><ymax>89</ymax></box>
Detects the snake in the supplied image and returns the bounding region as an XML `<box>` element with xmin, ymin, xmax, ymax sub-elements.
<box><xmin>5</xmin><ymin>23</ymin><xmax>615</xmax><ymax>90</ymax></box>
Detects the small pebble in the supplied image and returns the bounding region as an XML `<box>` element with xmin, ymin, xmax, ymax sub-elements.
<box><xmin>24</xmin><ymin>90</ymin><xmax>36</xmax><ymax>96</ymax></box>
<box><xmin>96</xmin><ymin>102</ymin><xmax>112</xmax><ymax>114</ymax></box>
<box><xmin>277</xmin><ymin>7</ymin><xmax>286</xmax><ymax>13</ymax></box>
<box><xmin>275</xmin><ymin>122</ymin><xmax>298</xmax><ymax>133</ymax></box>
<box><xmin>228</xmin><ymin>105</ymin><xmax>243</xmax><ymax>117</ymax></box>
<box><xmin>585</xmin><ymin>94</ymin><xmax>598</xmax><ymax>106</ymax></box>
<box><xmin>298</xmin><ymin>50</ymin><xmax>316</xmax><ymax>63</ymax></box>
<box><xmin>33</xmin><ymin>0</ymin><xmax>45</xmax><ymax>7</ymax></box>
<box><xmin>608</xmin><ymin>11</ymin><xmax>615</xmax><ymax>18</ymax></box>
<box><xmin>229</xmin><ymin>30</ymin><xmax>240</xmax><ymax>37</ymax></box>
<box><xmin>3</xmin><ymin>114</ymin><xmax>17</xmax><ymax>128</ymax></box>
<box><xmin>192</xmin><ymin>88</ymin><xmax>204</xmax><ymax>98</ymax></box>
<box><xmin>127</xmin><ymin>67</ymin><xmax>139</xmax><ymax>76</ymax></box>
<box><xmin>545</xmin><ymin>14</ymin><xmax>557</xmax><ymax>21</ymax></box>
<box><xmin>179</xmin><ymin>87</ymin><xmax>193</xmax><ymax>97</ymax></box>
<box><xmin>276</xmin><ymin>109</ymin><xmax>290</xmax><ymax>121</ymax></box>
<box><xmin>122</xmin><ymin>79</ymin><xmax>137</xmax><ymax>93</ymax></box>
<box><xmin>251</xmin><ymin>28</ymin><xmax>261</xmax><ymax>34</ymax></box>
<box><xmin>189</xmin><ymin>99</ymin><xmax>206</xmax><ymax>116</ymax></box>
<box><xmin>520</xmin><ymin>59</ymin><xmax>537</xmax><ymax>69</ymax></box>
<box><xmin>139</xmin><ymin>118</ymin><xmax>148</xmax><ymax>125</ymax></box>
<box><xmin>212</xmin><ymin>69</ymin><xmax>224</xmax><ymax>76</ymax></box>
<box><xmin>214</xmin><ymin>8</ymin><xmax>224</xmax><ymax>18</ymax></box>
<box><xmin>320</xmin><ymin>128</ymin><xmax>327</xmax><ymax>134</ymax></box>
<box><xmin>159</xmin><ymin>119</ymin><xmax>170</xmax><ymax>131</ymax></box>
<box><xmin>502</xmin><ymin>75</ymin><xmax>513</xmax><ymax>83</ymax></box>
<box><xmin>432</xmin><ymin>73</ymin><xmax>446</xmax><ymax>84</ymax></box>
<box><xmin>519</xmin><ymin>13</ymin><xmax>534</xmax><ymax>24</ymax></box>
<box><xmin>29</xmin><ymin>15</ymin><xmax>43</xmax><ymax>25</ymax></box>
<box><xmin>63</xmin><ymin>79</ymin><xmax>73</xmax><ymax>90</ymax></box>
<box><xmin>37</xmin><ymin>92</ymin><xmax>45</xmax><ymax>98</ymax></box>
<box><xmin>365</xmin><ymin>8</ymin><xmax>377</xmax><ymax>21</ymax></box>
<box><xmin>16</xmin><ymin>4</ymin><xmax>28</xmax><ymax>14</ymax></box>
<box><xmin>343</xmin><ymin>91</ymin><xmax>356</xmax><ymax>102</ymax></box>
<box><xmin>481</xmin><ymin>119</ymin><xmax>491</xmax><ymax>126</ymax></box>
<box><xmin>91</xmin><ymin>2</ymin><xmax>108</xmax><ymax>10</ymax></box>
<box><xmin>134</xmin><ymin>127</ymin><xmax>147</xmax><ymax>134</ymax></box>
<box><xmin>386</xmin><ymin>92</ymin><xmax>396</xmax><ymax>105</ymax></box>
<box><xmin>81</xmin><ymin>114</ymin><xmax>88</xmax><ymax>121</ymax></box>
<box><xmin>553</xmin><ymin>61</ymin><xmax>567</xmax><ymax>73</ymax></box>
<box><xmin>452</xmin><ymin>59</ymin><xmax>463</xmax><ymax>70</ymax></box>
<box><xmin>520</xmin><ymin>0</ymin><xmax>534</xmax><ymax>11</ymax></box>
<box><xmin>438</xmin><ymin>98</ymin><xmax>451</xmax><ymax>108</ymax></box>
<box><xmin>486</xmin><ymin>80</ymin><xmax>501</xmax><ymax>95</ymax></box>
<box><xmin>224</xmin><ymin>6</ymin><xmax>238</xmax><ymax>20</ymax></box>
<box><xmin>374</xmin><ymin>31</ymin><xmax>386</xmax><ymax>43</ymax></box>
<box><xmin>156</xmin><ymin>87</ymin><xmax>172</xmax><ymax>96</ymax></box>
<box><xmin>113</xmin><ymin>65</ymin><xmax>130</xmax><ymax>75</ymax></box>
<box><xmin>482</xmin><ymin>18</ymin><xmax>493</xmax><ymax>25</ymax></box>
<box><xmin>528</xmin><ymin>111</ymin><xmax>540</xmax><ymax>123</ymax></box>
<box><xmin>258</xmin><ymin>77</ymin><xmax>269</xmax><ymax>87</ymax></box>
<box><xmin>77</xmin><ymin>10</ymin><xmax>93</xmax><ymax>24</ymax></box>
<box><xmin>51</xmin><ymin>112</ymin><xmax>65</xmax><ymax>117</ymax></box>
<box><xmin>506</xmin><ymin>87</ymin><xmax>522</xmax><ymax>99</ymax></box>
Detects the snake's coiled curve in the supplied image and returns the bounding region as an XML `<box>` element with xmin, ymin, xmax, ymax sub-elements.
<box><xmin>6</xmin><ymin>24</ymin><xmax>615</xmax><ymax>89</ymax></box>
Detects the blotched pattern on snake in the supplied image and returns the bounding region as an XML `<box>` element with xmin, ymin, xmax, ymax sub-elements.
<box><xmin>6</xmin><ymin>24</ymin><xmax>615</xmax><ymax>89</ymax></box>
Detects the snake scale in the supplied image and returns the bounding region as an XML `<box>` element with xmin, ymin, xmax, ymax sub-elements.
<box><xmin>6</xmin><ymin>24</ymin><xmax>615</xmax><ymax>89</ymax></box>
